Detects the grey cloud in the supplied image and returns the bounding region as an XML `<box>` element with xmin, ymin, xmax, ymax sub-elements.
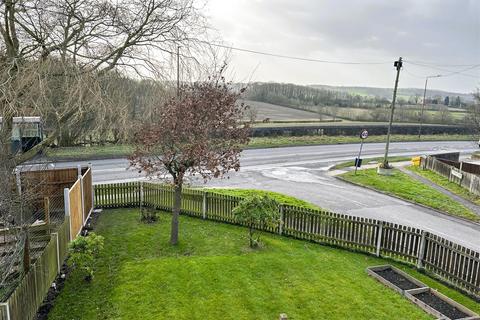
<box><xmin>207</xmin><ymin>0</ymin><xmax>480</xmax><ymax>92</ymax></box>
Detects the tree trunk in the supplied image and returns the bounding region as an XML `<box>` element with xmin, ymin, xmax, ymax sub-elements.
<box><xmin>170</xmin><ymin>183</ymin><xmax>182</xmax><ymax>245</ymax></box>
<box><xmin>248</xmin><ymin>226</ymin><xmax>254</xmax><ymax>248</ymax></box>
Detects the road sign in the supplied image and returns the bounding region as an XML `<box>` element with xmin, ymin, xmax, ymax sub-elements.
<box><xmin>360</xmin><ymin>130</ymin><xmax>369</xmax><ymax>140</ymax></box>
<box><xmin>354</xmin><ymin>158</ymin><xmax>362</xmax><ymax>168</ymax></box>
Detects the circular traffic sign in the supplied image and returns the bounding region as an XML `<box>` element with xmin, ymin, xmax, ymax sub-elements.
<box><xmin>360</xmin><ymin>130</ymin><xmax>368</xmax><ymax>140</ymax></box>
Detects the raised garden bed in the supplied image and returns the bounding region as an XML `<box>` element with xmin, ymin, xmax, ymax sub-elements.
<box><xmin>405</xmin><ymin>287</ymin><xmax>479</xmax><ymax>320</ymax></box>
<box><xmin>367</xmin><ymin>265</ymin><xmax>427</xmax><ymax>294</ymax></box>
<box><xmin>367</xmin><ymin>265</ymin><xmax>479</xmax><ymax>320</ymax></box>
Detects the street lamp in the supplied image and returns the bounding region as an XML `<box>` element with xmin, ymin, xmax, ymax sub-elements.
<box><xmin>418</xmin><ymin>74</ymin><xmax>442</xmax><ymax>138</ymax></box>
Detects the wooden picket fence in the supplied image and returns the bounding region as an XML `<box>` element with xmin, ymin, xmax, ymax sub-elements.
<box><xmin>0</xmin><ymin>218</ymin><xmax>71</xmax><ymax>320</ymax></box>
<box><xmin>422</xmin><ymin>155</ymin><xmax>480</xmax><ymax>197</ymax></box>
<box><xmin>94</xmin><ymin>182</ymin><xmax>480</xmax><ymax>300</ymax></box>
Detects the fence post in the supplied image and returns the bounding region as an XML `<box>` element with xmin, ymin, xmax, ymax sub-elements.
<box><xmin>23</xmin><ymin>229</ymin><xmax>30</xmax><ymax>273</ymax></box>
<box><xmin>140</xmin><ymin>181</ymin><xmax>144</xmax><ymax>208</ymax></box>
<box><xmin>0</xmin><ymin>302</ymin><xmax>10</xmax><ymax>320</ymax></box>
<box><xmin>375</xmin><ymin>222</ymin><xmax>383</xmax><ymax>257</ymax></box>
<box><xmin>44</xmin><ymin>197</ymin><xmax>50</xmax><ymax>226</ymax></box>
<box><xmin>77</xmin><ymin>164</ymin><xmax>82</xmax><ymax>177</ymax></box>
<box><xmin>78</xmin><ymin>174</ymin><xmax>85</xmax><ymax>224</ymax></box>
<box><xmin>278</xmin><ymin>206</ymin><xmax>284</xmax><ymax>235</ymax></box>
<box><xmin>417</xmin><ymin>231</ymin><xmax>427</xmax><ymax>269</ymax></box>
<box><xmin>52</xmin><ymin>232</ymin><xmax>61</xmax><ymax>273</ymax></box>
<box><xmin>89</xmin><ymin>163</ymin><xmax>94</xmax><ymax>210</ymax></box>
<box><xmin>64</xmin><ymin>188</ymin><xmax>71</xmax><ymax>241</ymax></box>
<box><xmin>202</xmin><ymin>192</ymin><xmax>207</xmax><ymax>219</ymax></box>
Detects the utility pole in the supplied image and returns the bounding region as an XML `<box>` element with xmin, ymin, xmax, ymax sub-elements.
<box><xmin>382</xmin><ymin>57</ymin><xmax>402</xmax><ymax>168</ymax></box>
<box><xmin>176</xmin><ymin>45</ymin><xmax>181</xmax><ymax>98</ymax></box>
<box><xmin>418</xmin><ymin>74</ymin><xmax>441</xmax><ymax>138</ymax></box>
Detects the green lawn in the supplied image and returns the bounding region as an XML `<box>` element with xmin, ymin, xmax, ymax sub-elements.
<box><xmin>339</xmin><ymin>168</ymin><xmax>479</xmax><ymax>221</ymax></box>
<box><xmin>205</xmin><ymin>188</ymin><xmax>320</xmax><ymax>210</ymax></box>
<box><xmin>407</xmin><ymin>166</ymin><xmax>480</xmax><ymax>205</ymax></box>
<box><xmin>43</xmin><ymin>134</ymin><xmax>472</xmax><ymax>161</ymax></box>
<box><xmin>48</xmin><ymin>209</ymin><xmax>479</xmax><ymax>320</ymax></box>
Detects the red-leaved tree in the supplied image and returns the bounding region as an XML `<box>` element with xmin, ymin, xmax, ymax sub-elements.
<box><xmin>129</xmin><ymin>72</ymin><xmax>251</xmax><ymax>245</ymax></box>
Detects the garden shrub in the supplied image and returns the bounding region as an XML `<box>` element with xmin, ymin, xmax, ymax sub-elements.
<box><xmin>68</xmin><ymin>233</ymin><xmax>104</xmax><ymax>281</ymax></box>
<box><xmin>140</xmin><ymin>207</ymin><xmax>158</xmax><ymax>223</ymax></box>
<box><xmin>232</xmin><ymin>195</ymin><xmax>281</xmax><ymax>248</ymax></box>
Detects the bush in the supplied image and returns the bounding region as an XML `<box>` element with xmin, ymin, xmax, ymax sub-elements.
<box><xmin>140</xmin><ymin>207</ymin><xmax>158</xmax><ymax>223</ymax></box>
<box><xmin>232</xmin><ymin>195</ymin><xmax>281</xmax><ymax>248</ymax></box>
<box><xmin>68</xmin><ymin>233</ymin><xmax>104</xmax><ymax>281</ymax></box>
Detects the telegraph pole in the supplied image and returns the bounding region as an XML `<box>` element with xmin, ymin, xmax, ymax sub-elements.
<box><xmin>382</xmin><ymin>57</ymin><xmax>402</xmax><ymax>168</ymax></box>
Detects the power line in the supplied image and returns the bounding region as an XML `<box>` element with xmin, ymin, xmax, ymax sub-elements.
<box><xmin>403</xmin><ymin>68</ymin><xmax>427</xmax><ymax>79</ymax></box>
<box><xmin>204</xmin><ymin>41</ymin><xmax>480</xmax><ymax>78</ymax></box>
<box><xmin>406</xmin><ymin>61</ymin><xmax>480</xmax><ymax>78</ymax></box>
<box><xmin>205</xmin><ymin>42</ymin><xmax>392</xmax><ymax>65</ymax></box>
<box><xmin>405</xmin><ymin>60</ymin><xmax>480</xmax><ymax>68</ymax></box>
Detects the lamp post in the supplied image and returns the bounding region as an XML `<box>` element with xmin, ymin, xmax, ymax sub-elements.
<box><xmin>418</xmin><ymin>74</ymin><xmax>442</xmax><ymax>138</ymax></box>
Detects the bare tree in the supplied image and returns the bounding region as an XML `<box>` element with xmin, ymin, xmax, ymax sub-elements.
<box><xmin>0</xmin><ymin>0</ymin><xmax>208</xmax><ymax>164</ymax></box>
<box><xmin>129</xmin><ymin>69</ymin><xmax>251</xmax><ymax>245</ymax></box>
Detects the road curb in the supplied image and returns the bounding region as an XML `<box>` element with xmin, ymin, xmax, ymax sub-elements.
<box><xmin>335</xmin><ymin>175</ymin><xmax>480</xmax><ymax>226</ymax></box>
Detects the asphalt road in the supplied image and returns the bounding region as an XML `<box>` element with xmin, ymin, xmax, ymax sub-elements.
<box><xmin>50</xmin><ymin>140</ymin><xmax>480</xmax><ymax>250</ymax></box>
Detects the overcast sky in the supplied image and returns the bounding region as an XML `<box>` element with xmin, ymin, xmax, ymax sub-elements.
<box><xmin>205</xmin><ymin>0</ymin><xmax>480</xmax><ymax>93</ymax></box>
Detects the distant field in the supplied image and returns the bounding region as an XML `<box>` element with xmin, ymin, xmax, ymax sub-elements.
<box><xmin>244</xmin><ymin>100</ymin><xmax>334</xmax><ymax>122</ymax></box>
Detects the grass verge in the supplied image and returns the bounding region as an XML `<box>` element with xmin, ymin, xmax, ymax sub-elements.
<box><xmin>42</xmin><ymin>134</ymin><xmax>472</xmax><ymax>161</ymax></box>
<box><xmin>49</xmin><ymin>209</ymin><xmax>479</xmax><ymax>320</ymax></box>
<box><xmin>331</xmin><ymin>156</ymin><xmax>411</xmax><ymax>170</ymax></box>
<box><xmin>204</xmin><ymin>188</ymin><xmax>320</xmax><ymax>210</ymax></box>
<box><xmin>339</xmin><ymin>168</ymin><xmax>479</xmax><ymax>222</ymax></box>
<box><xmin>248</xmin><ymin>134</ymin><xmax>471</xmax><ymax>149</ymax></box>
<box><xmin>407</xmin><ymin>166</ymin><xmax>480</xmax><ymax>206</ymax></box>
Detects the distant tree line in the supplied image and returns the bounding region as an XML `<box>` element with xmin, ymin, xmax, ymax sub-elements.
<box><xmin>245</xmin><ymin>82</ymin><xmax>390</xmax><ymax>109</ymax></box>
<box><xmin>245</xmin><ymin>82</ymin><xmax>469</xmax><ymax>125</ymax></box>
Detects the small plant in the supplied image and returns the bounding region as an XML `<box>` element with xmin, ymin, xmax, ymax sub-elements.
<box><xmin>68</xmin><ymin>233</ymin><xmax>104</xmax><ymax>281</ymax></box>
<box><xmin>232</xmin><ymin>195</ymin><xmax>281</xmax><ymax>248</ymax></box>
<box><xmin>140</xmin><ymin>207</ymin><xmax>158</xmax><ymax>223</ymax></box>
<box><xmin>378</xmin><ymin>162</ymin><xmax>394</xmax><ymax>169</ymax></box>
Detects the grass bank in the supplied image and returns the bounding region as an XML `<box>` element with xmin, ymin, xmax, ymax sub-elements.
<box><xmin>248</xmin><ymin>134</ymin><xmax>471</xmax><ymax>149</ymax></box>
<box><xmin>205</xmin><ymin>188</ymin><xmax>320</xmax><ymax>210</ymax></box>
<box><xmin>49</xmin><ymin>209</ymin><xmax>479</xmax><ymax>319</ymax></box>
<box><xmin>339</xmin><ymin>168</ymin><xmax>479</xmax><ymax>222</ymax></box>
<box><xmin>42</xmin><ymin>134</ymin><xmax>472</xmax><ymax>161</ymax></box>
<box><xmin>331</xmin><ymin>156</ymin><xmax>411</xmax><ymax>170</ymax></box>
<box><xmin>407</xmin><ymin>166</ymin><xmax>480</xmax><ymax>206</ymax></box>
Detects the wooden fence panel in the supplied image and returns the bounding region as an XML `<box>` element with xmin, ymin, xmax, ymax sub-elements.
<box><xmin>94</xmin><ymin>182</ymin><xmax>140</xmax><ymax>208</ymax></box>
<box><xmin>57</xmin><ymin>218</ymin><xmax>71</xmax><ymax>267</ymax></box>
<box><xmin>380</xmin><ymin>223</ymin><xmax>421</xmax><ymax>263</ymax></box>
<box><xmin>423</xmin><ymin>234</ymin><xmax>480</xmax><ymax>297</ymax></box>
<box><xmin>423</xmin><ymin>155</ymin><xmax>480</xmax><ymax>197</ymax></box>
<box><xmin>5</xmin><ymin>234</ymin><xmax>58</xmax><ymax>320</ymax></box>
<box><xmin>82</xmin><ymin>168</ymin><xmax>93</xmax><ymax>221</ymax></box>
<box><xmin>69</xmin><ymin>180</ymin><xmax>83</xmax><ymax>239</ymax></box>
